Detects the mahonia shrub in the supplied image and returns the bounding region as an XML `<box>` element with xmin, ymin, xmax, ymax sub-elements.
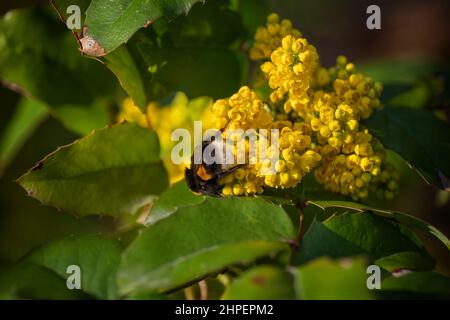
<box><xmin>2</xmin><ymin>1</ymin><xmax>449</xmax><ymax>302</ymax></box>
<box><xmin>119</xmin><ymin>13</ymin><xmax>400</xmax><ymax>201</ymax></box>
<box><xmin>115</xmin><ymin>13</ymin><xmax>399</xmax><ymax>200</ymax></box>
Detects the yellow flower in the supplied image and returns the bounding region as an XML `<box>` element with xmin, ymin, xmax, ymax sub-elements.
<box><xmin>119</xmin><ymin>93</ymin><xmax>212</xmax><ymax>184</ymax></box>
<box><xmin>216</xmin><ymin>107</ymin><xmax>321</xmax><ymax>194</ymax></box>
<box><xmin>250</xmin><ymin>13</ymin><xmax>302</xmax><ymax>61</ymax></box>
<box><xmin>118</xmin><ymin>98</ymin><xmax>150</xmax><ymax>128</ymax></box>
<box><xmin>211</xmin><ymin>86</ymin><xmax>273</xmax><ymax>131</ymax></box>
<box><xmin>261</xmin><ymin>35</ymin><xmax>319</xmax><ymax>107</ymax></box>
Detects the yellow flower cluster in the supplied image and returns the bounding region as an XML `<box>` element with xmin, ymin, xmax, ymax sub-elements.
<box><xmin>249</xmin><ymin>13</ymin><xmax>302</xmax><ymax>61</ymax></box>
<box><xmin>262</xmin><ymin>121</ymin><xmax>321</xmax><ymax>189</ymax></box>
<box><xmin>261</xmin><ymin>35</ymin><xmax>319</xmax><ymax>107</ymax></box>
<box><xmin>212</xmin><ymin>13</ymin><xmax>399</xmax><ymax>200</ymax></box>
<box><xmin>211</xmin><ymin>86</ymin><xmax>272</xmax><ymax>130</ymax></box>
<box><xmin>211</xmin><ymin>86</ymin><xmax>321</xmax><ymax>196</ymax></box>
<box><xmin>298</xmin><ymin>57</ymin><xmax>390</xmax><ymax>200</ymax></box>
<box><xmin>118</xmin><ymin>93</ymin><xmax>213</xmax><ymax>184</ymax></box>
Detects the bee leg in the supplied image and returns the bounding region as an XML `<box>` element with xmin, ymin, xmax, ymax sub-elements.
<box><xmin>215</xmin><ymin>164</ymin><xmax>246</xmax><ymax>180</ymax></box>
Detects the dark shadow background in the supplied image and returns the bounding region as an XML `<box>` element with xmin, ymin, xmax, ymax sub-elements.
<box><xmin>0</xmin><ymin>0</ymin><xmax>449</xmax><ymax>271</ymax></box>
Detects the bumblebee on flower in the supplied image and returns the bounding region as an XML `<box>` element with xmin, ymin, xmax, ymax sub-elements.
<box><xmin>202</xmin><ymin>13</ymin><xmax>398</xmax><ymax>200</ymax></box>
<box><xmin>120</xmin><ymin>13</ymin><xmax>400</xmax><ymax>201</ymax></box>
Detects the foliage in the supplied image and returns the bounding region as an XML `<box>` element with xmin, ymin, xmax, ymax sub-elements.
<box><xmin>0</xmin><ymin>0</ymin><xmax>449</xmax><ymax>300</ymax></box>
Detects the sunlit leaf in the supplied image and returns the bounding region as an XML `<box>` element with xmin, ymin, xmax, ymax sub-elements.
<box><xmin>103</xmin><ymin>45</ymin><xmax>147</xmax><ymax>110</ymax></box>
<box><xmin>375</xmin><ymin>251</ymin><xmax>435</xmax><ymax>272</ymax></box>
<box><xmin>145</xmin><ymin>181</ymin><xmax>205</xmax><ymax>225</ymax></box>
<box><xmin>18</xmin><ymin>123</ymin><xmax>168</xmax><ymax>217</ymax></box>
<box><xmin>81</xmin><ymin>0</ymin><xmax>205</xmax><ymax>55</ymax></box>
<box><xmin>118</xmin><ymin>197</ymin><xmax>295</xmax><ymax>294</ymax></box>
<box><xmin>382</xmin><ymin>271</ymin><xmax>450</xmax><ymax>298</ymax></box>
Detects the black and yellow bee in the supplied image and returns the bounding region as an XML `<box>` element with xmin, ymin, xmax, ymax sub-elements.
<box><xmin>185</xmin><ymin>136</ymin><xmax>242</xmax><ymax>196</ymax></box>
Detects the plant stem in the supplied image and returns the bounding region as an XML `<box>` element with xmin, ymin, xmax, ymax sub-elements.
<box><xmin>288</xmin><ymin>201</ymin><xmax>306</xmax><ymax>265</ymax></box>
<box><xmin>198</xmin><ymin>280</ymin><xmax>208</xmax><ymax>300</ymax></box>
<box><xmin>184</xmin><ymin>286</ymin><xmax>195</xmax><ymax>300</ymax></box>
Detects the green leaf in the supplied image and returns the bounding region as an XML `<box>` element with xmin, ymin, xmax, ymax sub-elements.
<box><xmin>375</xmin><ymin>251</ymin><xmax>435</xmax><ymax>272</ymax></box>
<box><xmin>222</xmin><ymin>265</ymin><xmax>296</xmax><ymax>300</ymax></box>
<box><xmin>51</xmin><ymin>2</ymin><xmax>150</xmax><ymax>112</ymax></box>
<box><xmin>103</xmin><ymin>45</ymin><xmax>147</xmax><ymax>110</ymax></box>
<box><xmin>237</xmin><ymin>0</ymin><xmax>270</xmax><ymax>37</ymax></box>
<box><xmin>308</xmin><ymin>200</ymin><xmax>450</xmax><ymax>250</ymax></box>
<box><xmin>125</xmin><ymin>292</ymin><xmax>168</xmax><ymax>300</ymax></box>
<box><xmin>0</xmin><ymin>262</ymin><xmax>90</xmax><ymax>300</ymax></box>
<box><xmin>385</xmin><ymin>82</ymin><xmax>430</xmax><ymax>109</ymax></box>
<box><xmin>378</xmin><ymin>83</ymin><xmax>415</xmax><ymax>104</ymax></box>
<box><xmin>83</xmin><ymin>1</ymin><xmax>243</xmax><ymax>101</ymax></box>
<box><xmin>371</xmin><ymin>209</ymin><xmax>450</xmax><ymax>251</ymax></box>
<box><xmin>144</xmin><ymin>181</ymin><xmax>205</xmax><ymax>225</ymax></box>
<box><xmin>17</xmin><ymin>123</ymin><xmax>169</xmax><ymax>217</ymax></box>
<box><xmin>81</xmin><ymin>0</ymin><xmax>205</xmax><ymax>56</ymax></box>
<box><xmin>358</xmin><ymin>58</ymin><xmax>436</xmax><ymax>84</ymax></box>
<box><xmin>158</xmin><ymin>0</ymin><xmax>243</xmax><ymax>47</ymax></box>
<box><xmin>137</xmin><ymin>38</ymin><xmax>241</xmax><ymax>100</ymax></box>
<box><xmin>308</xmin><ymin>200</ymin><xmax>391</xmax><ymax>212</ymax></box>
<box><xmin>223</xmin><ymin>257</ymin><xmax>373</xmax><ymax>300</ymax></box>
<box><xmin>382</xmin><ymin>271</ymin><xmax>450</xmax><ymax>298</ymax></box>
<box><xmin>118</xmin><ymin>197</ymin><xmax>295</xmax><ymax>294</ymax></box>
<box><xmin>51</xmin><ymin>0</ymin><xmax>92</xmax><ymax>32</ymax></box>
<box><xmin>0</xmin><ymin>98</ymin><xmax>48</xmax><ymax>174</ymax></box>
<box><xmin>358</xmin><ymin>59</ymin><xmax>447</xmax><ymax>107</ymax></box>
<box><xmin>293</xmin><ymin>212</ymin><xmax>427</xmax><ymax>265</ymax></box>
<box><xmin>131</xmin><ymin>2</ymin><xmax>243</xmax><ymax>100</ymax></box>
<box><xmin>51</xmin><ymin>102</ymin><xmax>111</xmax><ymax>136</ymax></box>
<box><xmin>26</xmin><ymin>235</ymin><xmax>122</xmax><ymax>299</ymax></box>
<box><xmin>0</xmin><ymin>7</ymin><xmax>117</xmax><ymax>135</ymax></box>
<box><xmin>363</xmin><ymin>106</ymin><xmax>450</xmax><ymax>191</ymax></box>
<box><xmin>292</xmin><ymin>257</ymin><xmax>373</xmax><ymax>300</ymax></box>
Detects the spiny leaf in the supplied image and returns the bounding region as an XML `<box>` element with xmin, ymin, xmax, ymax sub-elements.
<box><xmin>363</xmin><ymin>106</ymin><xmax>450</xmax><ymax>191</ymax></box>
<box><xmin>81</xmin><ymin>0</ymin><xmax>206</xmax><ymax>56</ymax></box>
<box><xmin>292</xmin><ymin>211</ymin><xmax>430</xmax><ymax>265</ymax></box>
<box><xmin>308</xmin><ymin>200</ymin><xmax>450</xmax><ymax>250</ymax></box>
<box><xmin>118</xmin><ymin>197</ymin><xmax>295</xmax><ymax>294</ymax></box>
<box><xmin>18</xmin><ymin>123</ymin><xmax>168</xmax><ymax>217</ymax></box>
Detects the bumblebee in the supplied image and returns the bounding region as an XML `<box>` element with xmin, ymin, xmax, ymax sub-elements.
<box><xmin>185</xmin><ymin>138</ymin><xmax>242</xmax><ymax>196</ymax></box>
